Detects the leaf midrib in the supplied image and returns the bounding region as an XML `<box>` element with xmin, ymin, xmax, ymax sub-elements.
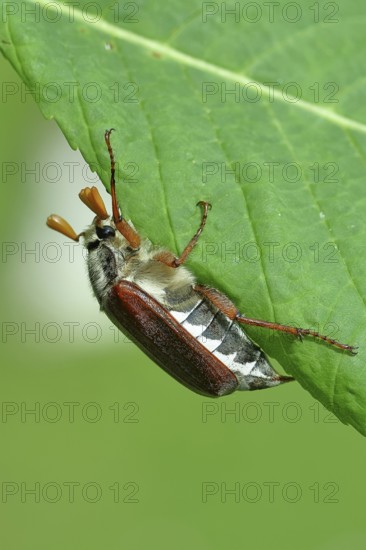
<box><xmin>25</xmin><ymin>0</ymin><xmax>366</xmax><ymax>135</ymax></box>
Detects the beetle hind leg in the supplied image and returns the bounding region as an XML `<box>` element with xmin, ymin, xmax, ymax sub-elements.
<box><xmin>193</xmin><ymin>284</ymin><xmax>356</xmax><ymax>355</ymax></box>
<box><xmin>235</xmin><ymin>314</ymin><xmax>357</xmax><ymax>354</ymax></box>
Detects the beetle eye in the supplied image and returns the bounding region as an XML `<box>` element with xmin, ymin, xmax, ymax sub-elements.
<box><xmin>96</xmin><ymin>225</ymin><xmax>116</xmax><ymax>239</ymax></box>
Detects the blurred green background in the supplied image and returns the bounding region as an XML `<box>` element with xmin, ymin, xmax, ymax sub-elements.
<box><xmin>1</xmin><ymin>51</ymin><xmax>366</xmax><ymax>550</ymax></box>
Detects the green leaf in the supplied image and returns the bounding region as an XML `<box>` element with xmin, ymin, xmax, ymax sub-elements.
<box><xmin>1</xmin><ymin>0</ymin><xmax>365</xmax><ymax>434</ymax></box>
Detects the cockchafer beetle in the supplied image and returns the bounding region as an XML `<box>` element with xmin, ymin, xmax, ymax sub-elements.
<box><xmin>47</xmin><ymin>130</ymin><xmax>357</xmax><ymax>397</ymax></box>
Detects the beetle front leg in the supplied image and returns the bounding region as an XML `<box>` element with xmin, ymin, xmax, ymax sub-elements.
<box><xmin>154</xmin><ymin>201</ymin><xmax>211</xmax><ymax>268</ymax></box>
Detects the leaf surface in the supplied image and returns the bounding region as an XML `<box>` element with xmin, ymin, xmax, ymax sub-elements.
<box><xmin>1</xmin><ymin>0</ymin><xmax>366</xmax><ymax>434</ymax></box>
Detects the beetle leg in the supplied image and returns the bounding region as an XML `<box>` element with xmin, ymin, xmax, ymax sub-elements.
<box><xmin>105</xmin><ymin>129</ymin><xmax>141</xmax><ymax>249</ymax></box>
<box><xmin>194</xmin><ymin>284</ymin><xmax>357</xmax><ymax>355</ymax></box>
<box><xmin>194</xmin><ymin>284</ymin><xmax>238</xmax><ymax>318</ymax></box>
<box><xmin>155</xmin><ymin>201</ymin><xmax>211</xmax><ymax>268</ymax></box>
<box><xmin>235</xmin><ymin>315</ymin><xmax>358</xmax><ymax>354</ymax></box>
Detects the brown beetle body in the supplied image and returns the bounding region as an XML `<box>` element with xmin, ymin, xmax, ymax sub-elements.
<box><xmin>105</xmin><ymin>281</ymin><xmax>238</xmax><ymax>397</ymax></box>
<box><xmin>46</xmin><ymin>130</ymin><xmax>356</xmax><ymax>396</ymax></box>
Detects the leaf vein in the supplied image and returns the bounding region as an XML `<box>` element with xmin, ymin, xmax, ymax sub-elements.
<box><xmin>25</xmin><ymin>0</ymin><xmax>366</xmax><ymax>135</ymax></box>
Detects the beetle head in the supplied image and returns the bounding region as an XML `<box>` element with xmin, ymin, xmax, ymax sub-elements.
<box><xmin>46</xmin><ymin>129</ymin><xmax>141</xmax><ymax>250</ymax></box>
